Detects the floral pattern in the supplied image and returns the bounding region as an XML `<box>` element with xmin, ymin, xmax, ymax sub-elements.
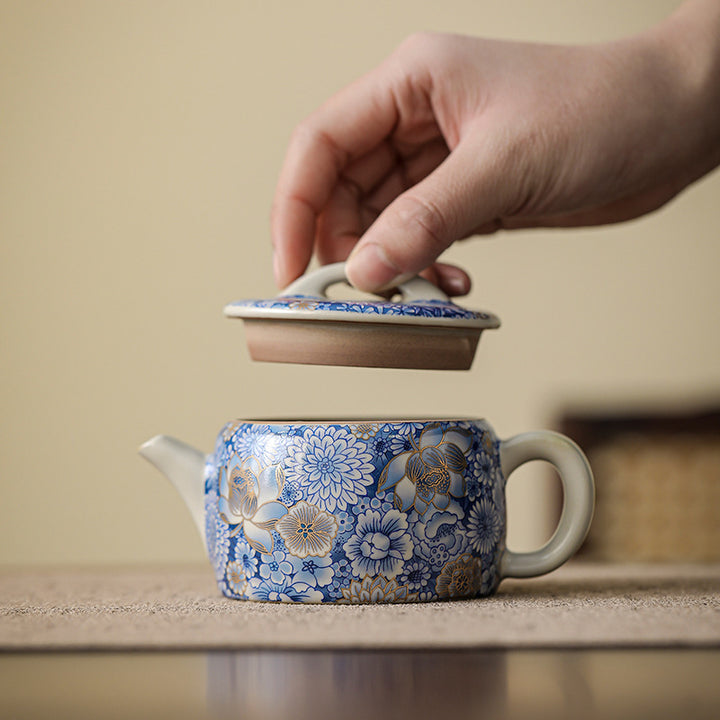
<box><xmin>343</xmin><ymin>508</ymin><xmax>413</xmax><ymax>579</ymax></box>
<box><xmin>276</xmin><ymin>500</ymin><xmax>338</xmax><ymax>558</ymax></box>
<box><xmin>436</xmin><ymin>554</ymin><xmax>484</xmax><ymax>599</ymax></box>
<box><xmin>339</xmin><ymin>576</ymin><xmax>419</xmax><ymax>604</ymax></box>
<box><xmin>285</xmin><ymin>426</ymin><xmax>374</xmax><ymax>512</ymax></box>
<box><xmin>204</xmin><ymin>420</ymin><xmax>507</xmax><ymax>604</ymax></box>
<box><xmin>467</xmin><ymin>499</ymin><xmax>503</xmax><ymax>554</ymax></box>
<box><xmin>378</xmin><ymin>424</ymin><xmax>472</xmax><ymax>515</ymax></box>
<box><xmin>227</xmin><ymin>295</ymin><xmax>494</xmax><ymax>322</ymax></box>
<box><xmin>218</xmin><ymin>455</ymin><xmax>287</xmax><ymax>555</ymax></box>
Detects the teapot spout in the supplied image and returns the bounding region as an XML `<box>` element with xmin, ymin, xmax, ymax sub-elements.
<box><xmin>139</xmin><ymin>435</ymin><xmax>206</xmax><ymax>544</ymax></box>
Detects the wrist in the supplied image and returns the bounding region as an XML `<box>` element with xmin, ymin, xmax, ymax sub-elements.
<box><xmin>648</xmin><ymin>0</ymin><xmax>720</xmax><ymax>183</ymax></box>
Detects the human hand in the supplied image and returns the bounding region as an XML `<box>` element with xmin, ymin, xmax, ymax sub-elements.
<box><xmin>271</xmin><ymin>0</ymin><xmax>720</xmax><ymax>295</ymax></box>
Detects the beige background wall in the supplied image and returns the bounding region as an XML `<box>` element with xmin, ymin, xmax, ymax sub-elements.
<box><xmin>2</xmin><ymin>0</ymin><xmax>718</xmax><ymax>566</ymax></box>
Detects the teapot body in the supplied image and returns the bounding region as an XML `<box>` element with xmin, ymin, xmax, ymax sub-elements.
<box><xmin>204</xmin><ymin>419</ymin><xmax>507</xmax><ymax>603</ymax></box>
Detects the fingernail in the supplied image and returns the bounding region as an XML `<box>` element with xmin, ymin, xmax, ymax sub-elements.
<box><xmin>346</xmin><ymin>243</ymin><xmax>400</xmax><ymax>292</ymax></box>
<box><xmin>445</xmin><ymin>274</ymin><xmax>467</xmax><ymax>296</ymax></box>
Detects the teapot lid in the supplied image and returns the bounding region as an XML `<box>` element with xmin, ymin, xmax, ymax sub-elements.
<box><xmin>224</xmin><ymin>263</ymin><xmax>500</xmax><ymax>370</ymax></box>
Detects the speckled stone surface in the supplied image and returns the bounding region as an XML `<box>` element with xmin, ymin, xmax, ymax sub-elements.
<box><xmin>1</xmin><ymin>562</ymin><xmax>718</xmax><ymax>650</ymax></box>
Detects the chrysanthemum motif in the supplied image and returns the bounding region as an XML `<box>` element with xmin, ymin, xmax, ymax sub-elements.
<box><xmin>234</xmin><ymin>538</ymin><xmax>258</xmax><ymax>577</ymax></box>
<box><xmin>285</xmin><ymin>426</ymin><xmax>374</xmax><ymax>513</ymax></box>
<box><xmin>396</xmin><ymin>560</ymin><xmax>433</xmax><ymax>592</ymax></box>
<box><xmin>231</xmin><ymin>426</ymin><xmax>289</xmax><ymax>466</ymax></box>
<box><xmin>275</xmin><ymin>501</ymin><xmax>338</xmax><ymax>558</ymax></box>
<box><xmin>379</xmin><ymin>424</ymin><xmax>472</xmax><ymax>515</ymax></box>
<box><xmin>205</xmin><ymin>489</ymin><xmax>230</xmax><ymax>581</ymax></box>
<box><xmin>466</xmin><ymin>499</ymin><xmax>502</xmax><ymax>555</ymax></box>
<box><xmin>339</xmin><ymin>576</ymin><xmax>418</xmax><ymax>604</ymax></box>
<box><xmin>343</xmin><ymin>508</ymin><xmax>413</xmax><ymax>579</ymax></box>
<box><xmin>436</xmin><ymin>554</ymin><xmax>483</xmax><ymax>599</ymax></box>
<box><xmin>218</xmin><ymin>455</ymin><xmax>287</xmax><ymax>555</ymax></box>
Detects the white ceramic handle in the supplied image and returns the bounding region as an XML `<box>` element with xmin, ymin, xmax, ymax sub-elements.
<box><xmin>499</xmin><ymin>431</ymin><xmax>595</xmax><ymax>579</ymax></box>
<box><xmin>281</xmin><ymin>262</ymin><xmax>450</xmax><ymax>303</ymax></box>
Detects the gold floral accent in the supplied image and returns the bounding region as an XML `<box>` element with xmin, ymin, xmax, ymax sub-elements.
<box><xmin>226</xmin><ymin>560</ymin><xmax>249</xmax><ymax>596</ymax></box>
<box><xmin>351</xmin><ymin>423</ymin><xmax>379</xmax><ymax>440</ymax></box>
<box><xmin>378</xmin><ymin>424</ymin><xmax>472</xmax><ymax>515</ymax></box>
<box><xmin>338</xmin><ymin>576</ymin><xmax>418</xmax><ymax>604</ymax></box>
<box><xmin>436</xmin><ymin>554</ymin><xmax>483</xmax><ymax>599</ymax></box>
<box><xmin>275</xmin><ymin>501</ymin><xmax>339</xmax><ymax>558</ymax></box>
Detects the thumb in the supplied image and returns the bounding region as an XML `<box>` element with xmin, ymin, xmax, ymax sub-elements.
<box><xmin>345</xmin><ymin>134</ymin><xmax>512</xmax><ymax>292</ymax></box>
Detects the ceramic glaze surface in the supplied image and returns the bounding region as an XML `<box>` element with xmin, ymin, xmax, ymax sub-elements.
<box><xmin>225</xmin><ymin>295</ymin><xmax>492</xmax><ymax>322</ymax></box>
<box><xmin>204</xmin><ymin>420</ymin><xmax>506</xmax><ymax>603</ymax></box>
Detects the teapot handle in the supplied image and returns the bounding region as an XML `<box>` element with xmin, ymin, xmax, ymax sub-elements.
<box><xmin>499</xmin><ymin>431</ymin><xmax>595</xmax><ymax>578</ymax></box>
<box><xmin>281</xmin><ymin>262</ymin><xmax>450</xmax><ymax>304</ymax></box>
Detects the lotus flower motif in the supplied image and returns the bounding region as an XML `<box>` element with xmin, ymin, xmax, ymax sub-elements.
<box><xmin>218</xmin><ymin>455</ymin><xmax>287</xmax><ymax>555</ymax></box>
<box><xmin>378</xmin><ymin>424</ymin><xmax>472</xmax><ymax>515</ymax></box>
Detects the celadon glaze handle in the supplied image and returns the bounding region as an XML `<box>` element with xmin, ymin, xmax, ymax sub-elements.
<box><xmin>499</xmin><ymin>431</ymin><xmax>595</xmax><ymax>579</ymax></box>
<box><xmin>282</xmin><ymin>262</ymin><xmax>450</xmax><ymax>303</ymax></box>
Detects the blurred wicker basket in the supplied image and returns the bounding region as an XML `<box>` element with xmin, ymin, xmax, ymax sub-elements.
<box><xmin>561</xmin><ymin>409</ymin><xmax>720</xmax><ymax>562</ymax></box>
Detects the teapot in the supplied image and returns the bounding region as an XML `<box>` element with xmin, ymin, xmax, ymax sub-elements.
<box><xmin>140</xmin><ymin>418</ymin><xmax>594</xmax><ymax>603</ymax></box>
<box><xmin>141</xmin><ymin>265</ymin><xmax>594</xmax><ymax>603</ymax></box>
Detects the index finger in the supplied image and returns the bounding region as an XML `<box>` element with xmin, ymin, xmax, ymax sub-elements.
<box><xmin>271</xmin><ymin>63</ymin><xmax>402</xmax><ymax>288</ymax></box>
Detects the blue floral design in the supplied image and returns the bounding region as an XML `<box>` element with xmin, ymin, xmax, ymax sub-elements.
<box><xmin>288</xmin><ymin>554</ymin><xmax>334</xmax><ymax>588</ymax></box>
<box><xmin>466</xmin><ymin>499</ymin><xmax>502</xmax><ymax>554</ymax></box>
<box><xmin>285</xmin><ymin>426</ymin><xmax>374</xmax><ymax>512</ymax></box>
<box><xmin>259</xmin><ymin>549</ymin><xmax>294</xmax><ymax>584</ymax></box>
<box><xmin>205</xmin><ymin>489</ymin><xmax>230</xmax><ymax>582</ymax></box>
<box><xmin>246</xmin><ymin>576</ymin><xmax>324</xmax><ymax>603</ymax></box>
<box><xmin>234</xmin><ymin>538</ymin><xmax>258</xmax><ymax>577</ymax></box>
<box><xmin>231</xmin><ymin>424</ymin><xmax>289</xmax><ymax>465</ymax></box>
<box><xmin>344</xmin><ymin>508</ymin><xmax>413</xmax><ymax>579</ymax></box>
<box><xmin>227</xmin><ymin>295</ymin><xmax>494</xmax><ymax>322</ymax></box>
<box><xmin>414</xmin><ymin>503</ymin><xmax>468</xmax><ymax>568</ymax></box>
<box><xmin>396</xmin><ymin>560</ymin><xmax>433</xmax><ymax>592</ymax></box>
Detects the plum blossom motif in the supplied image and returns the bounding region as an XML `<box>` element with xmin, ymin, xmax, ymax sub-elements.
<box><xmin>285</xmin><ymin>426</ymin><xmax>374</xmax><ymax>513</ymax></box>
<box><xmin>338</xmin><ymin>576</ymin><xmax>418</xmax><ymax>604</ymax></box>
<box><xmin>288</xmin><ymin>553</ymin><xmax>334</xmax><ymax>588</ymax></box>
<box><xmin>436</xmin><ymin>554</ymin><xmax>483</xmax><ymax>599</ymax></box>
<box><xmin>379</xmin><ymin>424</ymin><xmax>472</xmax><ymax>515</ymax></box>
<box><xmin>218</xmin><ymin>455</ymin><xmax>287</xmax><ymax>555</ymax></box>
<box><xmin>275</xmin><ymin>501</ymin><xmax>338</xmax><ymax>558</ymax></box>
<box><xmin>343</xmin><ymin>509</ymin><xmax>413</xmax><ymax>579</ymax></box>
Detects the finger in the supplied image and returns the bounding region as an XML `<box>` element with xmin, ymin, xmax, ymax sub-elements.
<box><xmin>432</xmin><ymin>262</ymin><xmax>472</xmax><ymax>297</ymax></box>
<box><xmin>345</xmin><ymin>129</ymin><xmax>516</xmax><ymax>292</ymax></box>
<box><xmin>271</xmin><ymin>66</ymin><xmax>402</xmax><ymax>288</ymax></box>
<box><xmin>363</xmin><ymin>137</ymin><xmax>449</xmax><ymax>217</ymax></box>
